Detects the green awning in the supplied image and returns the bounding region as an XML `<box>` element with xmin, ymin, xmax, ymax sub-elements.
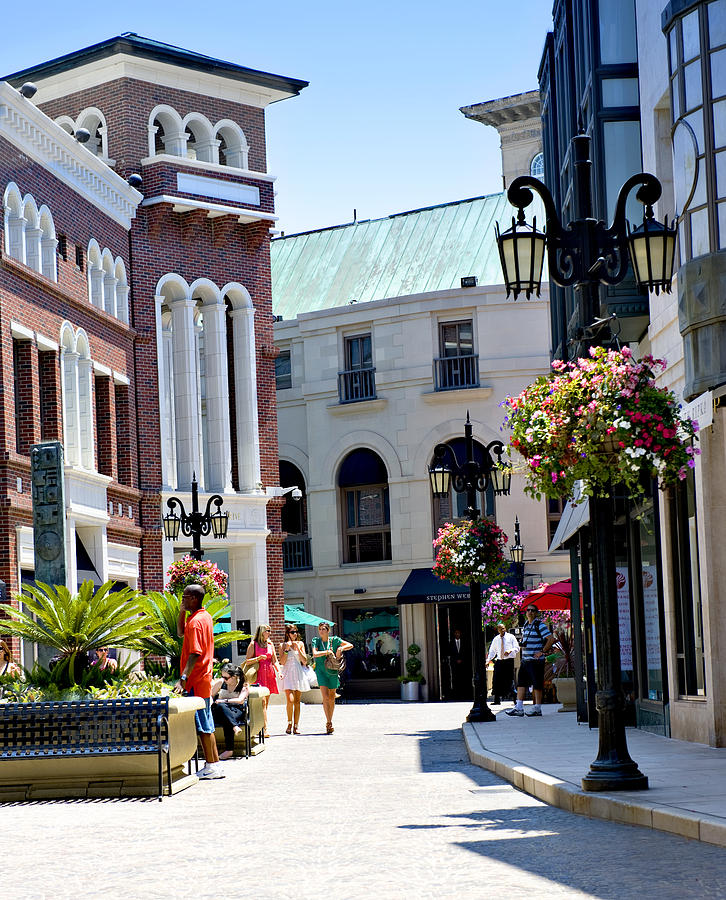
<box><xmin>284</xmin><ymin>604</ymin><xmax>334</xmax><ymax>627</ymax></box>
<box><xmin>213</xmin><ymin>621</ymin><xmax>231</xmax><ymax>634</ymax></box>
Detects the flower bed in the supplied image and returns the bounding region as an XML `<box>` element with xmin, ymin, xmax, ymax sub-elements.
<box><xmin>503</xmin><ymin>346</ymin><xmax>699</xmax><ymax>501</ymax></box>
<box><xmin>433</xmin><ymin>517</ymin><xmax>509</xmax><ymax>586</ymax></box>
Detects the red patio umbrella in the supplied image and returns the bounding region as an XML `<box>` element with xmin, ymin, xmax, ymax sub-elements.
<box><xmin>519</xmin><ymin>579</ymin><xmax>580</xmax><ymax>611</ymax></box>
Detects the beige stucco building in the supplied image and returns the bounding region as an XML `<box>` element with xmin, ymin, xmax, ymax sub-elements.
<box><xmin>271</xmin><ymin>94</ymin><xmax>568</xmax><ymax>699</ymax></box>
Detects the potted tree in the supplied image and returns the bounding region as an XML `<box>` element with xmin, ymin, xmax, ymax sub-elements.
<box><xmin>398</xmin><ymin>643</ymin><xmax>425</xmax><ymax>702</ymax></box>
<box><xmin>547</xmin><ymin>617</ymin><xmax>577</xmax><ymax>712</ymax></box>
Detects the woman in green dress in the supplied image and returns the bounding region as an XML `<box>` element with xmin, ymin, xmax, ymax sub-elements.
<box><xmin>311</xmin><ymin>622</ymin><xmax>352</xmax><ymax>734</ymax></box>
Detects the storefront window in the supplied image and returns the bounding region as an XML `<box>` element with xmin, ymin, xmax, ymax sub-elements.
<box><xmin>340</xmin><ymin>606</ymin><xmax>400</xmax><ymax>681</ymax></box>
<box><xmin>638</xmin><ymin>501</ymin><xmax>664</xmax><ymax>701</ymax></box>
<box><xmin>670</xmin><ymin>472</ymin><xmax>706</xmax><ymax>697</ymax></box>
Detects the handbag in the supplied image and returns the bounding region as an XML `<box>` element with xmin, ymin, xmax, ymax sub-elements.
<box><xmin>242</xmin><ymin>660</ymin><xmax>259</xmax><ymax>684</ymax></box>
<box><xmin>325</xmin><ymin>652</ymin><xmax>346</xmax><ymax>674</ymax></box>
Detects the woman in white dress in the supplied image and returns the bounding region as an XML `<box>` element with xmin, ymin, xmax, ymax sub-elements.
<box><xmin>279</xmin><ymin>623</ymin><xmax>309</xmax><ymax>734</ymax></box>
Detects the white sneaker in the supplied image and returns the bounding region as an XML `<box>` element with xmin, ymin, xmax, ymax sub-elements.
<box><xmin>197</xmin><ymin>763</ymin><xmax>226</xmax><ymax>780</ymax></box>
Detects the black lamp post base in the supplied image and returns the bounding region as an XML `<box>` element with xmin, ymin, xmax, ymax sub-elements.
<box><xmin>582</xmin><ymin>763</ymin><xmax>649</xmax><ymax>792</ymax></box>
<box><xmin>466</xmin><ymin>702</ymin><xmax>497</xmax><ymax>723</ymax></box>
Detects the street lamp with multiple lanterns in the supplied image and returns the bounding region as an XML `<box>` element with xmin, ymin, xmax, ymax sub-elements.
<box><xmin>429</xmin><ymin>413</ymin><xmax>512</xmax><ymax>723</ymax></box>
<box><xmin>162</xmin><ymin>474</ymin><xmax>229</xmax><ymax>562</ymax></box>
<box><xmin>509</xmin><ymin>516</ymin><xmax>525</xmax><ymax>590</ymax></box>
<box><xmin>495</xmin><ymin>133</ymin><xmax>677</xmax><ymax>791</ymax></box>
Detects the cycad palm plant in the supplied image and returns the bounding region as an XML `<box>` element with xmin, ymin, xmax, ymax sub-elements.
<box><xmin>0</xmin><ymin>580</ymin><xmax>151</xmax><ymax>687</ymax></box>
<box><xmin>134</xmin><ymin>590</ymin><xmax>248</xmax><ymax>674</ymax></box>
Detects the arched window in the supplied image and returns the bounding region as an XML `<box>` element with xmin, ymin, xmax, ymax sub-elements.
<box><xmin>3</xmin><ymin>182</ymin><xmax>24</xmax><ymax>262</ymax></box>
<box><xmin>115</xmin><ymin>258</ymin><xmax>129</xmax><ymax>324</ymax></box>
<box><xmin>338</xmin><ymin>449</ymin><xmax>391</xmax><ymax>563</ymax></box>
<box><xmin>38</xmin><ymin>206</ymin><xmax>57</xmax><ymax>281</ymax></box>
<box><xmin>430</xmin><ymin>438</ymin><xmax>495</xmax><ymax>537</ymax></box>
<box><xmin>75</xmin><ymin>330</ymin><xmax>94</xmax><ymax>470</ymax></box>
<box><xmin>530</xmin><ymin>152</ymin><xmax>545</xmax><ymax>180</ymax></box>
<box><xmin>76</xmin><ymin>107</ymin><xmax>109</xmax><ymax>160</ymax></box>
<box><xmin>101</xmin><ymin>249</ymin><xmax>116</xmax><ymax>317</ymax></box>
<box><xmin>280</xmin><ymin>460</ymin><xmax>311</xmax><ymax>571</ymax></box>
<box><xmin>22</xmin><ymin>195</ymin><xmax>41</xmax><ymax>273</ymax></box>
<box><xmin>183</xmin><ymin>114</ymin><xmax>216</xmax><ymax>163</ymax></box>
<box><xmin>280</xmin><ymin>461</ymin><xmax>307</xmax><ymax>535</ymax></box>
<box><xmin>148</xmin><ymin>105</ymin><xmax>187</xmax><ymax>158</ymax></box>
<box><xmin>61</xmin><ymin>324</ymin><xmax>80</xmax><ymax>467</ymax></box>
<box><xmin>87</xmin><ymin>240</ymin><xmax>103</xmax><ymax>309</ymax></box>
<box><xmin>215</xmin><ymin>120</ymin><xmax>249</xmax><ymax>169</ymax></box>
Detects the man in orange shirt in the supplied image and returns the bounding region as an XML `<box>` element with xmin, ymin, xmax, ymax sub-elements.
<box><xmin>174</xmin><ymin>583</ymin><xmax>225</xmax><ymax>780</ymax></box>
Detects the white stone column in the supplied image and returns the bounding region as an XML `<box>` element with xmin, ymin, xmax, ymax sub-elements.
<box><xmin>230</xmin><ymin>306</ymin><xmax>261</xmax><ymax>492</ymax></box>
<box><xmin>193</xmin><ymin>138</ymin><xmax>221</xmax><ymax>164</ymax></box>
<box><xmin>162</xmin><ymin>130</ymin><xmax>189</xmax><ymax>157</ymax></box>
<box><xmin>41</xmin><ymin>235</ymin><xmax>58</xmax><ymax>281</ymax></box>
<box><xmin>221</xmin><ymin>146</ymin><xmax>248</xmax><ymax>169</ymax></box>
<box><xmin>78</xmin><ymin>357</ymin><xmax>94</xmax><ymax>470</ymax></box>
<box><xmin>24</xmin><ymin>226</ymin><xmax>42</xmax><ymax>273</ymax></box>
<box><xmin>116</xmin><ymin>284</ymin><xmax>129</xmax><ymax>324</ymax></box>
<box><xmin>103</xmin><ymin>273</ymin><xmax>118</xmax><ymax>317</ymax></box>
<box><xmin>89</xmin><ymin>267</ymin><xmax>104</xmax><ymax>308</ymax></box>
<box><xmin>6</xmin><ymin>212</ymin><xmax>25</xmax><ymax>260</ymax></box>
<box><xmin>199</xmin><ymin>300</ymin><xmax>233</xmax><ymax>493</ymax></box>
<box><xmin>169</xmin><ymin>296</ymin><xmax>201</xmax><ymax>490</ymax></box>
<box><xmin>61</xmin><ymin>349</ymin><xmax>81</xmax><ymax>466</ymax></box>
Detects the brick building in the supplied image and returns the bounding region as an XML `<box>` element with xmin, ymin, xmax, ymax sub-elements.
<box><xmin>1</xmin><ymin>34</ymin><xmax>306</xmax><ymax>662</ymax></box>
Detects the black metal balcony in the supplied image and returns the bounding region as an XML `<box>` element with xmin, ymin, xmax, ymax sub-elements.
<box><xmin>337</xmin><ymin>366</ymin><xmax>377</xmax><ymax>403</ymax></box>
<box><xmin>433</xmin><ymin>354</ymin><xmax>480</xmax><ymax>390</ymax></box>
<box><xmin>283</xmin><ymin>535</ymin><xmax>313</xmax><ymax>571</ymax></box>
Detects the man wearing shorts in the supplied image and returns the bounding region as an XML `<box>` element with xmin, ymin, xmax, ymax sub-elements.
<box><xmin>505</xmin><ymin>603</ymin><xmax>555</xmax><ymax>717</ymax></box>
<box><xmin>174</xmin><ymin>583</ymin><xmax>225</xmax><ymax>779</ymax></box>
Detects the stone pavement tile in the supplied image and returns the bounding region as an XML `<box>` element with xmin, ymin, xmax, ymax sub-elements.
<box><xmin>466</xmin><ymin>703</ymin><xmax>726</xmax><ymax>846</ymax></box>
<box><xmin>4</xmin><ymin>702</ymin><xmax>726</xmax><ymax>900</ymax></box>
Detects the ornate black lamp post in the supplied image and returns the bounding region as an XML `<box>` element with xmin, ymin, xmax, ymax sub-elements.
<box><xmin>429</xmin><ymin>413</ymin><xmax>511</xmax><ymax>723</ymax></box>
<box><xmin>162</xmin><ymin>474</ymin><xmax>229</xmax><ymax>561</ymax></box>
<box><xmin>496</xmin><ymin>133</ymin><xmax>677</xmax><ymax>791</ymax></box>
<box><xmin>510</xmin><ymin>516</ymin><xmax>525</xmax><ymax>590</ymax></box>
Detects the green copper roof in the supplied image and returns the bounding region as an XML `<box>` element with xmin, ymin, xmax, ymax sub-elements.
<box><xmin>271</xmin><ymin>193</ymin><xmax>518</xmax><ymax>319</ymax></box>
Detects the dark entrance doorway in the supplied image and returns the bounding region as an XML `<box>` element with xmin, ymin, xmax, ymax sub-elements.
<box><xmin>437</xmin><ymin>603</ymin><xmax>472</xmax><ymax>701</ymax></box>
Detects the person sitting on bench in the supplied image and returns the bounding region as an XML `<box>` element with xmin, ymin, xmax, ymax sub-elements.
<box><xmin>211</xmin><ymin>663</ymin><xmax>250</xmax><ymax>760</ymax></box>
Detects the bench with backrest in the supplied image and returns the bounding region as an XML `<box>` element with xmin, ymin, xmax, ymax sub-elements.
<box><xmin>0</xmin><ymin>697</ymin><xmax>174</xmax><ymax>800</ymax></box>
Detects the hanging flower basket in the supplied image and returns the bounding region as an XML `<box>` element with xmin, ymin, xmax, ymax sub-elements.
<box><xmin>480</xmin><ymin>582</ymin><xmax>525</xmax><ymax>629</ymax></box>
<box><xmin>432</xmin><ymin>518</ymin><xmax>509</xmax><ymax>586</ymax></box>
<box><xmin>502</xmin><ymin>346</ymin><xmax>700</xmax><ymax>502</ymax></box>
<box><xmin>166</xmin><ymin>556</ymin><xmax>228</xmax><ymax>600</ymax></box>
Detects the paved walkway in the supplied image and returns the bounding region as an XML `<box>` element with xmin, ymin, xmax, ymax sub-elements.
<box><xmin>464</xmin><ymin>702</ymin><xmax>726</xmax><ymax>848</ymax></box>
<box><xmin>2</xmin><ymin>701</ymin><xmax>726</xmax><ymax>899</ymax></box>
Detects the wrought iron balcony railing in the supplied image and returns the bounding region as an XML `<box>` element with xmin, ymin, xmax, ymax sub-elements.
<box><xmin>337</xmin><ymin>366</ymin><xmax>377</xmax><ymax>403</ymax></box>
<box><xmin>433</xmin><ymin>354</ymin><xmax>480</xmax><ymax>391</ymax></box>
<box><xmin>282</xmin><ymin>535</ymin><xmax>313</xmax><ymax>571</ymax></box>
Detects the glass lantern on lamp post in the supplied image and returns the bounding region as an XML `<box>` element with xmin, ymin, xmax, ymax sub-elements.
<box><xmin>162</xmin><ymin>474</ymin><xmax>229</xmax><ymax>562</ymax></box>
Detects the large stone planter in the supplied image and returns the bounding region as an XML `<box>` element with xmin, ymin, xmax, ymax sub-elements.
<box><xmin>0</xmin><ymin>696</ymin><xmax>204</xmax><ymax>801</ymax></box>
<box><xmin>553</xmin><ymin>677</ymin><xmax>577</xmax><ymax>713</ymax></box>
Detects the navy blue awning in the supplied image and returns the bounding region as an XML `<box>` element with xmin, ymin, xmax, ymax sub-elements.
<box><xmin>396</xmin><ymin>568</ymin><xmax>470</xmax><ymax>605</ymax></box>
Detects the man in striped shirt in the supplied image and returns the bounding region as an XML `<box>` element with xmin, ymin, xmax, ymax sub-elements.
<box><xmin>505</xmin><ymin>604</ymin><xmax>556</xmax><ymax>717</ymax></box>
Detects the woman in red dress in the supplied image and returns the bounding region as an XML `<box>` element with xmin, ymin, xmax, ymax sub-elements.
<box><xmin>244</xmin><ymin>624</ymin><xmax>280</xmax><ymax>737</ymax></box>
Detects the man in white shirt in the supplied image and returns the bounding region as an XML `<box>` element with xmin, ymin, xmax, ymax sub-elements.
<box><xmin>486</xmin><ymin>622</ymin><xmax>519</xmax><ymax>705</ymax></box>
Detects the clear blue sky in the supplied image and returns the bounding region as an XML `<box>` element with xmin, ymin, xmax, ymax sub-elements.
<box><xmin>2</xmin><ymin>0</ymin><xmax>554</xmax><ymax>235</ymax></box>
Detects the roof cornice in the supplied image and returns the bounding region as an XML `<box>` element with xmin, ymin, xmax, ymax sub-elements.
<box><xmin>0</xmin><ymin>82</ymin><xmax>141</xmax><ymax>229</ymax></box>
<box><xmin>4</xmin><ymin>33</ymin><xmax>308</xmax><ymax>104</ymax></box>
